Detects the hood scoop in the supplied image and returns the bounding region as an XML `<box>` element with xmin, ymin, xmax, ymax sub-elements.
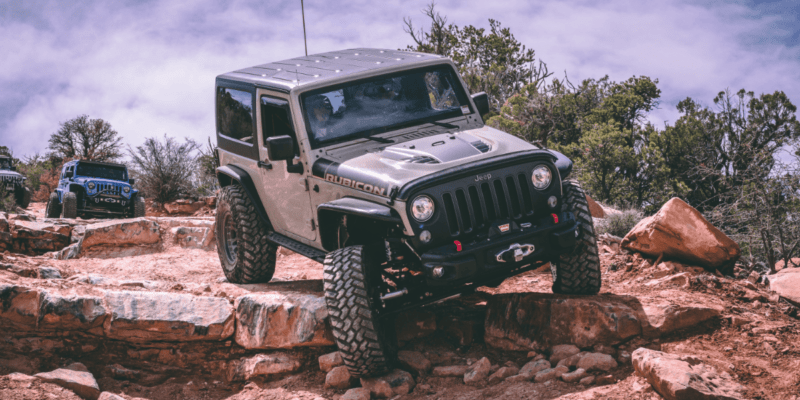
<box><xmin>379</xmin><ymin>132</ymin><xmax>492</xmax><ymax>164</ymax></box>
<box><xmin>470</xmin><ymin>140</ymin><xmax>491</xmax><ymax>153</ymax></box>
<box><xmin>405</xmin><ymin>155</ymin><xmax>440</xmax><ymax>164</ymax></box>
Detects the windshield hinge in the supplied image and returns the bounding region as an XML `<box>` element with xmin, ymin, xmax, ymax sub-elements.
<box><xmin>311</xmin><ymin>219</ymin><xmax>316</xmax><ymax>231</ymax></box>
<box><xmin>303</xmin><ymin>178</ymin><xmax>310</xmax><ymax>191</ymax></box>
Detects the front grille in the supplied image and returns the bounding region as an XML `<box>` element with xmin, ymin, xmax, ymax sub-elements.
<box><xmin>96</xmin><ymin>182</ymin><xmax>123</xmax><ymax>196</ymax></box>
<box><xmin>1</xmin><ymin>176</ymin><xmax>22</xmax><ymax>185</ymax></box>
<box><xmin>440</xmin><ymin>173</ymin><xmax>534</xmax><ymax>236</ymax></box>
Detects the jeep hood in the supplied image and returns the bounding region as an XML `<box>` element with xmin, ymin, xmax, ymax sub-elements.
<box><xmin>312</xmin><ymin>125</ymin><xmax>570</xmax><ymax>198</ymax></box>
<box><xmin>0</xmin><ymin>170</ymin><xmax>24</xmax><ymax>179</ymax></box>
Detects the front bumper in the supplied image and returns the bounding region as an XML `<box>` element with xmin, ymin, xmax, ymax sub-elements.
<box><xmin>419</xmin><ymin>211</ymin><xmax>578</xmax><ymax>286</ymax></box>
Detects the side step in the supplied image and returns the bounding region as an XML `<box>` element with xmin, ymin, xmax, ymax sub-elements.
<box><xmin>266</xmin><ymin>232</ymin><xmax>327</xmax><ymax>263</ymax></box>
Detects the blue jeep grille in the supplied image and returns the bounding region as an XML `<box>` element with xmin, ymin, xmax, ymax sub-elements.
<box><xmin>96</xmin><ymin>182</ymin><xmax>123</xmax><ymax>196</ymax></box>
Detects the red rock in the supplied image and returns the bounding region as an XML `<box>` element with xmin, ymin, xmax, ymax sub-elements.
<box><xmin>325</xmin><ymin>365</ymin><xmax>354</xmax><ymax>390</ymax></box>
<box><xmin>341</xmin><ymin>388</ymin><xmax>370</xmax><ymax>400</ymax></box>
<box><xmin>80</xmin><ymin>219</ymin><xmax>162</xmax><ymax>259</ymax></box>
<box><xmin>163</xmin><ymin>199</ymin><xmax>204</xmax><ymax>214</ymax></box>
<box><xmin>549</xmin><ymin>344</ymin><xmax>581</xmax><ymax>365</ymax></box>
<box><xmin>586</xmin><ymin>194</ymin><xmax>606</xmax><ymax>218</ymax></box>
<box><xmin>234</xmin><ymin>292</ymin><xmax>333</xmax><ymax>349</ymax></box>
<box><xmin>484</xmin><ymin>293</ymin><xmax>644</xmax><ymax>351</ymax></box>
<box><xmin>632</xmin><ymin>348</ymin><xmax>744</xmax><ymax>400</ymax></box>
<box><xmin>170</xmin><ymin>226</ymin><xmax>215</xmax><ymax>250</ymax></box>
<box><xmin>35</xmin><ymin>368</ymin><xmax>101</xmax><ymax>400</ymax></box>
<box><xmin>395</xmin><ymin>310</ymin><xmax>436</xmax><ymax>342</ymax></box>
<box><xmin>0</xmin><ymin>284</ymin><xmax>42</xmax><ymax>328</ymax></box>
<box><xmin>769</xmin><ymin>268</ymin><xmax>800</xmax><ymax>306</ymax></box>
<box><xmin>397</xmin><ymin>350</ymin><xmax>432</xmax><ymax>375</ymax></box>
<box><xmin>432</xmin><ymin>365</ymin><xmax>469</xmax><ymax>377</ymax></box>
<box><xmin>642</xmin><ymin>297</ymin><xmax>722</xmax><ymax>336</ymax></box>
<box><xmin>227</xmin><ymin>353</ymin><xmax>301</xmax><ymax>381</ymax></box>
<box><xmin>561</xmin><ymin>368</ymin><xmax>588</xmax><ymax>383</ymax></box>
<box><xmin>775</xmin><ymin>258</ymin><xmax>800</xmax><ymax>271</ymax></box>
<box><xmin>621</xmin><ymin>198</ymin><xmax>740</xmax><ymax>269</ymax></box>
<box><xmin>534</xmin><ymin>366</ymin><xmax>568</xmax><ymax>383</ymax></box>
<box><xmin>519</xmin><ymin>359</ymin><xmax>551</xmax><ymax>378</ymax></box>
<box><xmin>488</xmin><ymin>366</ymin><xmax>519</xmax><ymax>385</ymax></box>
<box><xmin>318</xmin><ymin>351</ymin><xmax>343</xmax><ymax>372</ymax></box>
<box><xmin>360</xmin><ymin>369</ymin><xmax>415</xmax><ymax>398</ymax></box>
<box><xmin>463</xmin><ymin>357</ymin><xmax>491</xmax><ymax>385</ymax></box>
<box><xmin>576</xmin><ymin>353</ymin><xmax>618</xmax><ymax>372</ymax></box>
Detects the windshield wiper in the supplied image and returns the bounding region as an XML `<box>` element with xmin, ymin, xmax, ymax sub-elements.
<box><xmin>429</xmin><ymin>120</ymin><xmax>458</xmax><ymax>129</ymax></box>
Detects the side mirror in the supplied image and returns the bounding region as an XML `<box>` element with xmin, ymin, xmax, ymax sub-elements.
<box><xmin>266</xmin><ymin>135</ymin><xmax>295</xmax><ymax>161</ymax></box>
<box><xmin>471</xmin><ymin>92</ymin><xmax>490</xmax><ymax>117</ymax></box>
<box><xmin>65</xmin><ymin>170</ymin><xmax>74</xmax><ymax>178</ymax></box>
<box><xmin>128</xmin><ymin>178</ymin><xmax>136</xmax><ymax>186</ymax></box>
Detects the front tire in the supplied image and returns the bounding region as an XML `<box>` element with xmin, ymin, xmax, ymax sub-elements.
<box><xmin>323</xmin><ymin>245</ymin><xmax>395</xmax><ymax>378</ymax></box>
<box><xmin>551</xmin><ymin>181</ymin><xmax>601</xmax><ymax>295</ymax></box>
<box><xmin>133</xmin><ymin>196</ymin><xmax>145</xmax><ymax>218</ymax></box>
<box><xmin>16</xmin><ymin>187</ymin><xmax>31</xmax><ymax>209</ymax></box>
<box><xmin>45</xmin><ymin>192</ymin><xmax>61</xmax><ymax>218</ymax></box>
<box><xmin>215</xmin><ymin>185</ymin><xmax>276</xmax><ymax>283</ymax></box>
<box><xmin>61</xmin><ymin>192</ymin><xmax>78</xmax><ymax>219</ymax></box>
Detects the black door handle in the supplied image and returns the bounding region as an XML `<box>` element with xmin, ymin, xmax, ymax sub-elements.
<box><xmin>258</xmin><ymin>161</ymin><xmax>273</xmax><ymax>170</ymax></box>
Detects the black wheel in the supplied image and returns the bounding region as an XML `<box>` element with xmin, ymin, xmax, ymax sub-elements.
<box><xmin>323</xmin><ymin>245</ymin><xmax>395</xmax><ymax>378</ymax></box>
<box><xmin>62</xmin><ymin>192</ymin><xmax>77</xmax><ymax>219</ymax></box>
<box><xmin>133</xmin><ymin>196</ymin><xmax>145</xmax><ymax>218</ymax></box>
<box><xmin>215</xmin><ymin>185</ymin><xmax>276</xmax><ymax>283</ymax></box>
<box><xmin>16</xmin><ymin>187</ymin><xmax>31</xmax><ymax>209</ymax></box>
<box><xmin>551</xmin><ymin>180</ymin><xmax>601</xmax><ymax>294</ymax></box>
<box><xmin>45</xmin><ymin>192</ymin><xmax>61</xmax><ymax>218</ymax></box>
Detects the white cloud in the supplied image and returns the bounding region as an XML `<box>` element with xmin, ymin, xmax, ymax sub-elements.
<box><xmin>1</xmin><ymin>0</ymin><xmax>798</xmax><ymax>157</ymax></box>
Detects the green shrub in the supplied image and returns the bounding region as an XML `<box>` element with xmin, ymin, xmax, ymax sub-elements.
<box><xmin>598</xmin><ymin>209</ymin><xmax>643</xmax><ymax>238</ymax></box>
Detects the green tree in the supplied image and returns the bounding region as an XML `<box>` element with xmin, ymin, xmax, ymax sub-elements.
<box><xmin>127</xmin><ymin>135</ymin><xmax>200</xmax><ymax>203</ymax></box>
<box><xmin>48</xmin><ymin>115</ymin><xmax>123</xmax><ymax>162</ymax></box>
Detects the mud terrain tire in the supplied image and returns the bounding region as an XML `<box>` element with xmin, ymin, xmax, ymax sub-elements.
<box><xmin>133</xmin><ymin>196</ymin><xmax>145</xmax><ymax>218</ymax></box>
<box><xmin>61</xmin><ymin>192</ymin><xmax>77</xmax><ymax>219</ymax></box>
<box><xmin>216</xmin><ymin>185</ymin><xmax>276</xmax><ymax>283</ymax></box>
<box><xmin>551</xmin><ymin>180</ymin><xmax>601</xmax><ymax>294</ymax></box>
<box><xmin>17</xmin><ymin>187</ymin><xmax>31</xmax><ymax>209</ymax></box>
<box><xmin>45</xmin><ymin>192</ymin><xmax>61</xmax><ymax>218</ymax></box>
<box><xmin>323</xmin><ymin>245</ymin><xmax>395</xmax><ymax>378</ymax></box>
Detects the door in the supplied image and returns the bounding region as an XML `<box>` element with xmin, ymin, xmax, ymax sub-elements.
<box><xmin>256</xmin><ymin>89</ymin><xmax>316</xmax><ymax>241</ymax></box>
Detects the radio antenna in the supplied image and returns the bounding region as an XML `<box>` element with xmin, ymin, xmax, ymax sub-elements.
<box><xmin>301</xmin><ymin>0</ymin><xmax>308</xmax><ymax>56</ymax></box>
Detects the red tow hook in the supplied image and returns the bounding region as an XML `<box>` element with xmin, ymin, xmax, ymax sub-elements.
<box><xmin>551</xmin><ymin>213</ymin><xmax>559</xmax><ymax>224</ymax></box>
<box><xmin>454</xmin><ymin>240</ymin><xmax>462</xmax><ymax>252</ymax></box>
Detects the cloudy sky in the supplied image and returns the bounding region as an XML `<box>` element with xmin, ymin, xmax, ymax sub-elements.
<box><xmin>1</xmin><ymin>0</ymin><xmax>799</xmax><ymax>158</ymax></box>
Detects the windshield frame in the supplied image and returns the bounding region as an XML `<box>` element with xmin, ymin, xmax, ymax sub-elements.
<box><xmin>298</xmin><ymin>64</ymin><xmax>473</xmax><ymax>150</ymax></box>
<box><xmin>75</xmin><ymin>162</ymin><xmax>128</xmax><ymax>181</ymax></box>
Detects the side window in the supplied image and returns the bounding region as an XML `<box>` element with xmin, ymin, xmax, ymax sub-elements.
<box><xmin>261</xmin><ymin>96</ymin><xmax>299</xmax><ymax>156</ymax></box>
<box><xmin>217</xmin><ymin>87</ymin><xmax>254</xmax><ymax>143</ymax></box>
<box><xmin>425</xmin><ymin>71</ymin><xmax>460</xmax><ymax>111</ymax></box>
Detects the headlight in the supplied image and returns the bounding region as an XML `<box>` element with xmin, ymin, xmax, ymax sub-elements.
<box><xmin>411</xmin><ymin>195</ymin><xmax>435</xmax><ymax>222</ymax></box>
<box><xmin>532</xmin><ymin>165</ymin><xmax>552</xmax><ymax>189</ymax></box>
<box><xmin>87</xmin><ymin>182</ymin><xmax>95</xmax><ymax>190</ymax></box>
<box><xmin>123</xmin><ymin>186</ymin><xmax>130</xmax><ymax>193</ymax></box>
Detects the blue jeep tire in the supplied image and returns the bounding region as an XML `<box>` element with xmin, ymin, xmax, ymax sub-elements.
<box><xmin>45</xmin><ymin>192</ymin><xmax>61</xmax><ymax>218</ymax></box>
<box><xmin>62</xmin><ymin>192</ymin><xmax>78</xmax><ymax>219</ymax></box>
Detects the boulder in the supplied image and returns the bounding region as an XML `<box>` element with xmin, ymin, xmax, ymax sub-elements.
<box><xmin>769</xmin><ymin>267</ymin><xmax>800</xmax><ymax>306</ymax></box>
<box><xmin>484</xmin><ymin>293</ymin><xmax>644</xmax><ymax>351</ymax></box>
<box><xmin>80</xmin><ymin>219</ymin><xmax>162</xmax><ymax>259</ymax></box>
<box><xmin>325</xmin><ymin>365</ymin><xmax>354</xmax><ymax>389</ymax></box>
<box><xmin>642</xmin><ymin>298</ymin><xmax>722</xmax><ymax>336</ymax></box>
<box><xmin>632</xmin><ymin>348</ymin><xmax>744</xmax><ymax>400</ymax></box>
<box><xmin>103</xmin><ymin>290</ymin><xmax>234</xmax><ymax>341</ymax></box>
<box><xmin>621</xmin><ymin>198</ymin><xmax>740</xmax><ymax>269</ymax></box>
<box><xmin>319</xmin><ymin>351</ymin><xmax>344</xmax><ymax>372</ymax></box>
<box><xmin>520</xmin><ymin>358</ymin><xmax>552</xmax><ymax>378</ymax></box>
<box><xmin>397</xmin><ymin>350</ymin><xmax>432</xmax><ymax>375</ymax></box>
<box><xmin>463</xmin><ymin>357</ymin><xmax>491</xmax><ymax>385</ymax></box>
<box><xmin>341</xmin><ymin>388</ymin><xmax>371</xmax><ymax>400</ymax></box>
<box><xmin>170</xmin><ymin>226</ymin><xmax>215</xmax><ymax>250</ymax></box>
<box><xmin>234</xmin><ymin>292</ymin><xmax>333</xmax><ymax>349</ymax></box>
<box><xmin>775</xmin><ymin>257</ymin><xmax>800</xmax><ymax>271</ymax></box>
<box><xmin>163</xmin><ymin>199</ymin><xmax>205</xmax><ymax>214</ymax></box>
<box><xmin>576</xmin><ymin>353</ymin><xmax>618</xmax><ymax>372</ymax></box>
<box><xmin>360</xmin><ymin>369</ymin><xmax>415</xmax><ymax>398</ymax></box>
<box><xmin>227</xmin><ymin>353</ymin><xmax>301</xmax><ymax>381</ymax></box>
<box><xmin>586</xmin><ymin>194</ymin><xmax>606</xmax><ymax>219</ymax></box>
<box><xmin>35</xmin><ymin>368</ymin><xmax>101</xmax><ymax>400</ymax></box>
<box><xmin>549</xmin><ymin>344</ymin><xmax>581</xmax><ymax>365</ymax></box>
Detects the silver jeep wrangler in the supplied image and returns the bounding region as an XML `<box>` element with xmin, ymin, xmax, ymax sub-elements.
<box><xmin>214</xmin><ymin>48</ymin><xmax>601</xmax><ymax>377</ymax></box>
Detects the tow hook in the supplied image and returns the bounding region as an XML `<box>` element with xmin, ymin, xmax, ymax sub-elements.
<box><xmin>495</xmin><ymin>243</ymin><xmax>535</xmax><ymax>263</ymax></box>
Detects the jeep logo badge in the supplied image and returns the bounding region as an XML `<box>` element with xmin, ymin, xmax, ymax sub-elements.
<box><xmin>475</xmin><ymin>173</ymin><xmax>491</xmax><ymax>182</ymax></box>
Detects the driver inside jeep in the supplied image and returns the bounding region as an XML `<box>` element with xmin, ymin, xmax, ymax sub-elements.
<box><xmin>308</xmin><ymin>94</ymin><xmax>333</xmax><ymax>138</ymax></box>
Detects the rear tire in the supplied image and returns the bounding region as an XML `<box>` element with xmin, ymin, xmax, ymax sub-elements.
<box><xmin>61</xmin><ymin>192</ymin><xmax>77</xmax><ymax>219</ymax></box>
<box><xmin>45</xmin><ymin>192</ymin><xmax>61</xmax><ymax>218</ymax></box>
<box><xmin>551</xmin><ymin>181</ymin><xmax>601</xmax><ymax>295</ymax></box>
<box><xmin>323</xmin><ymin>245</ymin><xmax>395</xmax><ymax>378</ymax></box>
<box><xmin>215</xmin><ymin>185</ymin><xmax>276</xmax><ymax>283</ymax></box>
<box><xmin>133</xmin><ymin>196</ymin><xmax>145</xmax><ymax>218</ymax></box>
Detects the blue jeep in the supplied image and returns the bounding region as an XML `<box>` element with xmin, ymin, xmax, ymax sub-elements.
<box><xmin>45</xmin><ymin>160</ymin><xmax>145</xmax><ymax>219</ymax></box>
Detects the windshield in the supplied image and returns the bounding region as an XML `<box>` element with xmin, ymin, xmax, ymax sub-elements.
<box><xmin>76</xmin><ymin>163</ymin><xmax>127</xmax><ymax>181</ymax></box>
<box><xmin>0</xmin><ymin>158</ymin><xmax>10</xmax><ymax>170</ymax></box>
<box><xmin>301</xmin><ymin>65</ymin><xmax>471</xmax><ymax>148</ymax></box>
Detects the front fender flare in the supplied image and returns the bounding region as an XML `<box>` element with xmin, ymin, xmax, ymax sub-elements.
<box><xmin>317</xmin><ymin>197</ymin><xmax>403</xmax><ymax>251</ymax></box>
<box><xmin>216</xmin><ymin>165</ymin><xmax>271</xmax><ymax>227</ymax></box>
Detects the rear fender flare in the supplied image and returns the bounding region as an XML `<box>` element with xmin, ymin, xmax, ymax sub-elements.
<box><xmin>216</xmin><ymin>165</ymin><xmax>272</xmax><ymax>227</ymax></box>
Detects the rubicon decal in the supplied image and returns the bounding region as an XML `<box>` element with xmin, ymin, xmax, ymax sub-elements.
<box><xmin>325</xmin><ymin>173</ymin><xmax>388</xmax><ymax>196</ymax></box>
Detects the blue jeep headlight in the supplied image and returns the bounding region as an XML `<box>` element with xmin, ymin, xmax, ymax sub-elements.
<box><xmin>123</xmin><ymin>186</ymin><xmax>130</xmax><ymax>193</ymax></box>
<box><xmin>87</xmin><ymin>182</ymin><xmax>95</xmax><ymax>190</ymax></box>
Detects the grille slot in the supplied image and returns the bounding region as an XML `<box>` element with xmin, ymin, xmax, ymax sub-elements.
<box><xmin>439</xmin><ymin>173</ymin><xmax>535</xmax><ymax>236</ymax></box>
<box><xmin>97</xmin><ymin>183</ymin><xmax>122</xmax><ymax>196</ymax></box>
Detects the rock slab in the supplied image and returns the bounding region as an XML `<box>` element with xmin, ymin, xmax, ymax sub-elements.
<box><xmin>632</xmin><ymin>348</ymin><xmax>744</xmax><ymax>400</ymax></box>
<box><xmin>35</xmin><ymin>368</ymin><xmax>101</xmax><ymax>400</ymax></box>
<box><xmin>234</xmin><ymin>292</ymin><xmax>333</xmax><ymax>349</ymax></box>
<box><xmin>621</xmin><ymin>198</ymin><xmax>740</xmax><ymax>269</ymax></box>
<box><xmin>769</xmin><ymin>268</ymin><xmax>800</xmax><ymax>306</ymax></box>
<box><xmin>80</xmin><ymin>219</ymin><xmax>162</xmax><ymax>258</ymax></box>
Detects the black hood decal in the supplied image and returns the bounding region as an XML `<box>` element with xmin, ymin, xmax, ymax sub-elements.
<box><xmin>312</xmin><ymin>157</ymin><xmax>391</xmax><ymax>197</ymax></box>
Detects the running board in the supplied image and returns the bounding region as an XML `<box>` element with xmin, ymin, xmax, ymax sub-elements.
<box><xmin>266</xmin><ymin>232</ymin><xmax>327</xmax><ymax>263</ymax></box>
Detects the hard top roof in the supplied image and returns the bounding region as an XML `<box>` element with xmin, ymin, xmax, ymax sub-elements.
<box><xmin>217</xmin><ymin>48</ymin><xmax>444</xmax><ymax>91</ymax></box>
<box><xmin>0</xmin><ymin>155</ymin><xmax>10</xmax><ymax>160</ymax></box>
<box><xmin>68</xmin><ymin>159</ymin><xmax>127</xmax><ymax>169</ymax></box>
